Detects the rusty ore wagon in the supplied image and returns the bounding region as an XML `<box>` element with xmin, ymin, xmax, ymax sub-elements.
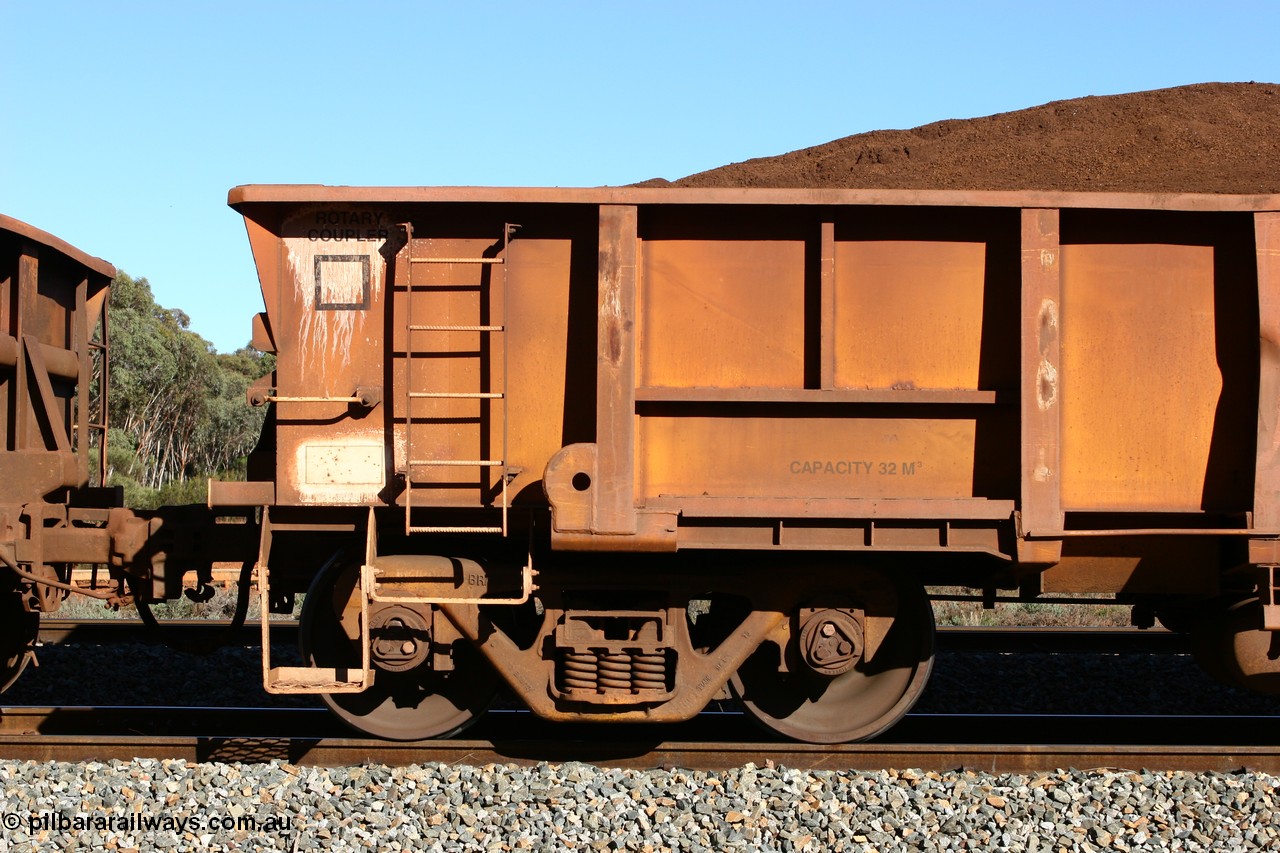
<box><xmin>5</xmin><ymin>186</ymin><xmax>1280</xmax><ymax>743</ymax></box>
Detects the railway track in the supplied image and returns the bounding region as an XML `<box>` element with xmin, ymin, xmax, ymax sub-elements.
<box><xmin>35</xmin><ymin>618</ymin><xmax>297</xmax><ymax>648</ymax></box>
<box><xmin>34</xmin><ymin>620</ymin><xmax>1190</xmax><ymax>654</ymax></box>
<box><xmin>0</xmin><ymin>706</ymin><xmax>1274</xmax><ymax>772</ymax></box>
<box><xmin>12</xmin><ymin>621</ymin><xmax>1243</xmax><ymax>772</ymax></box>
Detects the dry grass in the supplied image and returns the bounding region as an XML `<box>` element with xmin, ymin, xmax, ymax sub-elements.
<box><xmin>51</xmin><ymin>582</ymin><xmax>1131</xmax><ymax>628</ymax></box>
<box><xmin>928</xmin><ymin>587</ymin><xmax>1132</xmax><ymax>628</ymax></box>
<box><xmin>52</xmin><ymin>584</ymin><xmax>299</xmax><ymax>621</ymax></box>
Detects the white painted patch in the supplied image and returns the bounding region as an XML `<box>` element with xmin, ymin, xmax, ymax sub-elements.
<box><xmin>295</xmin><ymin>440</ymin><xmax>385</xmax><ymax>504</ymax></box>
<box><xmin>304</xmin><ymin>445</ymin><xmax>383</xmax><ymax>485</ymax></box>
<box><xmin>1036</xmin><ymin>298</ymin><xmax>1059</xmax><ymax>412</ymax></box>
<box><xmin>316</xmin><ymin>258</ymin><xmax>367</xmax><ymax>306</ymax></box>
<box><xmin>1037</xmin><ymin>359</ymin><xmax>1058</xmax><ymax>412</ymax></box>
<box><xmin>392</xmin><ymin>431</ymin><xmax>408</xmax><ymax>474</ymax></box>
<box><xmin>284</xmin><ymin>233</ymin><xmax>385</xmax><ymax>390</ymax></box>
<box><xmin>1040</xmin><ymin>297</ymin><xmax>1058</xmax><ymax>331</ymax></box>
<box><xmin>1033</xmin><ymin>447</ymin><xmax>1053</xmax><ymax>483</ymax></box>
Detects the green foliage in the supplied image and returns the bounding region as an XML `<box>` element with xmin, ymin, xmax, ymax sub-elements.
<box><xmin>105</xmin><ymin>271</ymin><xmax>273</xmax><ymax>501</ymax></box>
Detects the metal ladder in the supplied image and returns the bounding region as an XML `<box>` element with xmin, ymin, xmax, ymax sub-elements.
<box><xmin>402</xmin><ymin>223</ymin><xmax>513</xmax><ymax>536</ymax></box>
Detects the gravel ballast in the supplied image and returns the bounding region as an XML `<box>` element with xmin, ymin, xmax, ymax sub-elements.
<box><xmin>0</xmin><ymin>759</ymin><xmax>1277</xmax><ymax>852</ymax></box>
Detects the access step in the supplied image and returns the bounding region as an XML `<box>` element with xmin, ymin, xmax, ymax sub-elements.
<box><xmin>265</xmin><ymin>666</ymin><xmax>370</xmax><ymax>693</ymax></box>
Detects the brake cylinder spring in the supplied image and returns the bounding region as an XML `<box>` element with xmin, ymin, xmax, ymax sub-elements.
<box><xmin>631</xmin><ymin>651</ymin><xmax>668</xmax><ymax>691</ymax></box>
<box><xmin>561</xmin><ymin>651</ymin><xmax>598</xmax><ymax>691</ymax></box>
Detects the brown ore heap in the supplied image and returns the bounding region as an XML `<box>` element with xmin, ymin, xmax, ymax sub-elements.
<box><xmin>637</xmin><ymin>82</ymin><xmax>1280</xmax><ymax>194</ymax></box>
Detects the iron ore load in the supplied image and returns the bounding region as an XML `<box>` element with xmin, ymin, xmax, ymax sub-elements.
<box><xmin>5</xmin><ymin>185</ymin><xmax>1280</xmax><ymax>743</ymax></box>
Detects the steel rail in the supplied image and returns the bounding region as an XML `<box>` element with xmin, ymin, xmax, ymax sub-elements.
<box><xmin>0</xmin><ymin>707</ymin><xmax>1277</xmax><ymax>773</ymax></box>
<box><xmin>32</xmin><ymin>620</ymin><xmax>1186</xmax><ymax>654</ymax></box>
<box><xmin>35</xmin><ymin>619</ymin><xmax>300</xmax><ymax>647</ymax></box>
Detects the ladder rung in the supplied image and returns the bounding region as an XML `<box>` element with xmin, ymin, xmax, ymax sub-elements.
<box><xmin>409</xmin><ymin>392</ymin><xmax>503</xmax><ymax>399</ymax></box>
<box><xmin>409</xmin><ymin>257</ymin><xmax>503</xmax><ymax>264</ymax></box>
<box><xmin>409</xmin><ymin>459</ymin><xmax>504</xmax><ymax>467</ymax></box>
<box><xmin>407</xmin><ymin>526</ymin><xmax>504</xmax><ymax>534</ymax></box>
<box><xmin>409</xmin><ymin>324</ymin><xmax>504</xmax><ymax>332</ymax></box>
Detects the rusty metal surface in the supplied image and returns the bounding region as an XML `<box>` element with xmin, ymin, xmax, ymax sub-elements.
<box><xmin>633</xmin><ymin>387</ymin><xmax>1002</xmax><ymax>404</ymax></box>
<box><xmin>223</xmin><ymin>186</ymin><xmax>1280</xmax><ymax>606</ymax></box>
<box><xmin>0</xmin><ymin>215</ymin><xmax>114</xmax><ymax>280</ymax></box>
<box><xmin>637</xmin><ymin>413</ymin><xmax>982</xmax><ymax>501</ymax></box>
<box><xmin>1061</xmin><ymin>244</ymin><xmax>1220</xmax><ymax>511</ymax></box>
<box><xmin>229</xmin><ymin>185</ymin><xmax>1280</xmax><ymax>214</ymax></box>
<box><xmin>229</xmin><ymin>188</ymin><xmax>1277</xmax><ymax>536</ymax></box>
<box><xmin>0</xmin><ymin>216</ymin><xmax>113</xmax><ymax>502</ymax></box>
<box><xmin>594</xmin><ymin>206</ymin><xmax>639</xmax><ymax>536</ymax></box>
<box><xmin>439</xmin><ymin>600</ymin><xmax>785</xmax><ymax>725</ymax></box>
<box><xmin>834</xmin><ymin>240</ymin><xmax>987</xmax><ymax>389</ymax></box>
<box><xmin>640</xmin><ymin>237</ymin><xmax>805</xmax><ymax>388</ymax></box>
<box><xmin>1020</xmin><ymin>210</ymin><xmax>1063</xmax><ymax>555</ymax></box>
<box><xmin>0</xmin><ymin>214</ymin><xmax>122</xmax><ymax>631</ymax></box>
<box><xmin>270</xmin><ymin>207</ymin><xmax>388</xmax><ymax>508</ymax></box>
<box><xmin>1256</xmin><ymin>213</ymin><xmax>1280</xmax><ymax>530</ymax></box>
<box><xmin>0</xmin><ymin>380</ymin><xmax>259</xmax><ymax>630</ymax></box>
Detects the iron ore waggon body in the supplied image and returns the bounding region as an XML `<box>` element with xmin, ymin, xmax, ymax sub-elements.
<box><xmin>6</xmin><ymin>187</ymin><xmax>1280</xmax><ymax>743</ymax></box>
<box><xmin>0</xmin><ymin>214</ymin><xmax>113</xmax><ymax>688</ymax></box>
<box><xmin>0</xmin><ymin>215</ymin><xmax>258</xmax><ymax>693</ymax></box>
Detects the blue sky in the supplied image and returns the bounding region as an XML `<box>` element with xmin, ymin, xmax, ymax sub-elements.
<box><xmin>4</xmin><ymin>1</ymin><xmax>1278</xmax><ymax>353</ymax></box>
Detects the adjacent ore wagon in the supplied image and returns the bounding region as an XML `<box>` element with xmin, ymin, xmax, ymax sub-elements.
<box><xmin>0</xmin><ymin>214</ymin><xmax>113</xmax><ymax>688</ymax></box>
<box><xmin>6</xmin><ymin>185</ymin><xmax>1280</xmax><ymax>744</ymax></box>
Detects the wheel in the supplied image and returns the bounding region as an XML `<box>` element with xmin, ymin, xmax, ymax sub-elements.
<box><xmin>0</xmin><ymin>575</ymin><xmax>38</xmax><ymax>691</ymax></box>
<box><xmin>1192</xmin><ymin>597</ymin><xmax>1280</xmax><ymax>695</ymax></box>
<box><xmin>299</xmin><ymin>555</ymin><xmax>499</xmax><ymax>740</ymax></box>
<box><xmin>730</xmin><ymin>571</ymin><xmax>934</xmax><ymax>743</ymax></box>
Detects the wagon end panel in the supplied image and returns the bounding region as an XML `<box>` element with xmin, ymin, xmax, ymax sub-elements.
<box><xmin>0</xmin><ymin>216</ymin><xmax>113</xmax><ymax>502</ymax></box>
<box><xmin>239</xmin><ymin>203</ymin><xmax>392</xmax><ymax>507</ymax></box>
<box><xmin>232</xmin><ymin>194</ymin><xmax>596</xmax><ymax>519</ymax></box>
